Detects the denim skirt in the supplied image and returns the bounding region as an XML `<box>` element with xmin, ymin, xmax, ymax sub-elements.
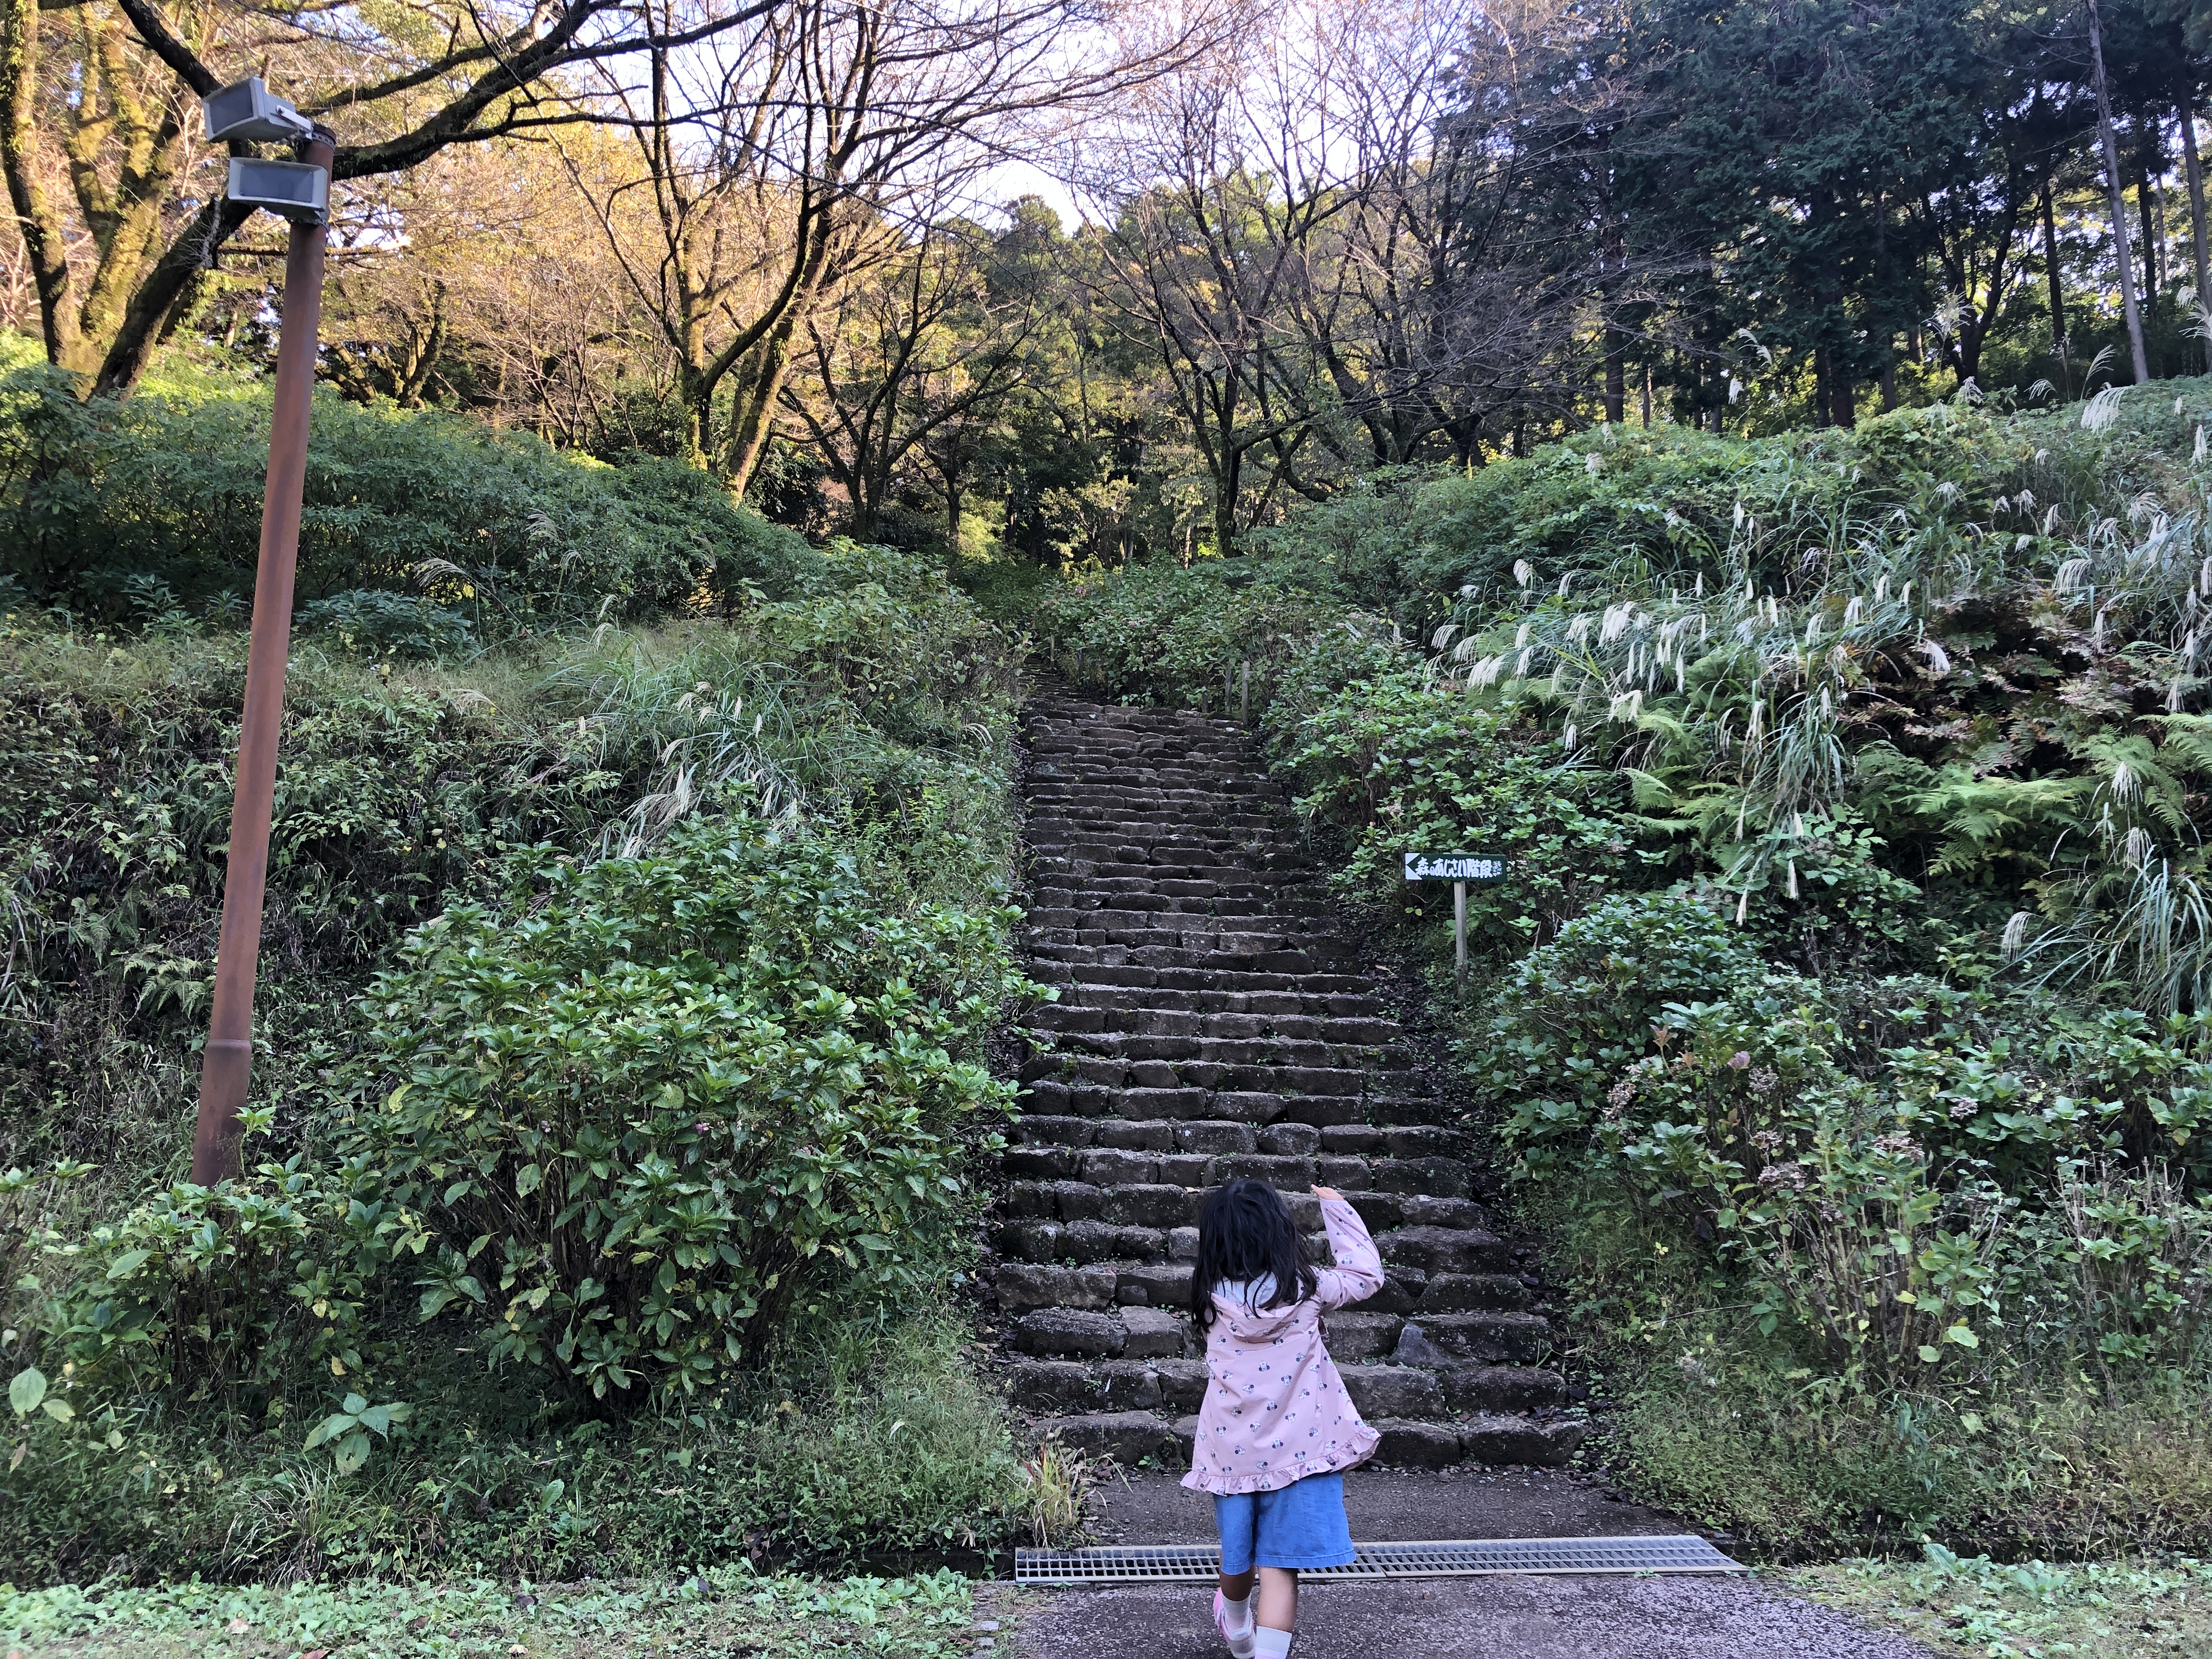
<box><xmin>1214</xmin><ymin>1470</ymin><xmax>1356</xmax><ymax>1572</ymax></box>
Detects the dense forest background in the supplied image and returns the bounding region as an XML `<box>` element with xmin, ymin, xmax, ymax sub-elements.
<box><xmin>16</xmin><ymin>0</ymin><xmax>2212</xmax><ymax>588</ymax></box>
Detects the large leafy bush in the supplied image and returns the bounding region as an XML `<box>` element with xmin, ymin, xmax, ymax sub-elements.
<box><xmin>1032</xmin><ymin>560</ymin><xmax>1362</xmax><ymax>713</ymax></box>
<box><xmin>38</xmin><ymin>1137</ymin><xmax>422</xmax><ymax>1407</ymax></box>
<box><xmin>1281</xmin><ymin>673</ymin><xmax>1643</xmax><ymax>951</ymax></box>
<box><xmin>0</xmin><ymin>365</ymin><xmax>817</xmax><ymax>629</ymax></box>
<box><xmin>337</xmin><ymin>818</ymin><xmax>1031</xmax><ymax>1403</ymax></box>
<box><xmin>1491</xmin><ymin>952</ymin><xmax>2212</xmax><ymax>1391</ymax></box>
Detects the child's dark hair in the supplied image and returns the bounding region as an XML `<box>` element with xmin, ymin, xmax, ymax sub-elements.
<box><xmin>1189</xmin><ymin>1178</ymin><xmax>1319</xmax><ymax>1334</ymax></box>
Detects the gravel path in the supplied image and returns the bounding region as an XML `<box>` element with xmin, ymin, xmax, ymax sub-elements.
<box><xmin>986</xmin><ymin>1468</ymin><xmax>1937</xmax><ymax>1658</ymax></box>
<box><xmin>999</xmin><ymin>1575</ymin><xmax>1939</xmax><ymax>1658</ymax></box>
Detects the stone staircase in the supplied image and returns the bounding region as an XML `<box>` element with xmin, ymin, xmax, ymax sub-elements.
<box><xmin>991</xmin><ymin>690</ymin><xmax>1583</xmax><ymax>1471</ymax></box>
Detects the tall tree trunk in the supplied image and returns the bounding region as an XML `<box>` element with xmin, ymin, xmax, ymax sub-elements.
<box><xmin>1214</xmin><ymin>448</ymin><xmax>1239</xmax><ymax>556</ymax></box>
<box><xmin>2184</xmin><ymin>92</ymin><xmax>2212</xmax><ymax>373</ymax></box>
<box><xmin>2138</xmin><ymin>117</ymin><xmax>2164</xmax><ymax>320</ymax></box>
<box><xmin>2157</xmin><ymin>180</ymin><xmax>2173</xmax><ymax>294</ymax></box>
<box><xmin>1873</xmin><ymin>189</ymin><xmax>1898</xmax><ymax>412</ymax></box>
<box><xmin>2088</xmin><ymin>0</ymin><xmax>2151</xmax><ymax>382</ymax></box>
<box><xmin>724</xmin><ymin>319</ymin><xmax>803</xmax><ymax>499</ymax></box>
<box><xmin>2041</xmin><ymin>175</ymin><xmax>2068</xmax><ymax>354</ymax></box>
<box><xmin>0</xmin><ymin>0</ymin><xmax>84</xmax><ymax>373</ymax></box>
<box><xmin>1814</xmin><ymin>346</ymin><xmax>1833</xmax><ymax>427</ymax></box>
<box><xmin>1602</xmin><ymin>184</ymin><xmax>1626</xmax><ymax>424</ymax></box>
<box><xmin>94</xmin><ymin>197</ymin><xmax>252</xmax><ymax>397</ymax></box>
<box><xmin>1810</xmin><ymin>188</ymin><xmax>1854</xmax><ymax>424</ymax></box>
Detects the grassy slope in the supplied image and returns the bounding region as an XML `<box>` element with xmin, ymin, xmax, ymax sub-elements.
<box><xmin>2</xmin><ymin>445</ymin><xmax>1052</xmax><ymax>1577</ymax></box>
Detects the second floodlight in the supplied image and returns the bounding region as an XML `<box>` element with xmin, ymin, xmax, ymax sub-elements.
<box><xmin>204</xmin><ymin>77</ymin><xmax>314</xmax><ymax>144</ymax></box>
<box><xmin>227</xmin><ymin>157</ymin><xmax>329</xmax><ymax>224</ymax></box>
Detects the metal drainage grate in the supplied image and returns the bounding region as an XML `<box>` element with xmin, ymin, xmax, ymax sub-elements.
<box><xmin>1015</xmin><ymin>1534</ymin><xmax>1744</xmax><ymax>1584</ymax></box>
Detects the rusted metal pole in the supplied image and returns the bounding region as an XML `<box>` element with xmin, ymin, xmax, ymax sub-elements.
<box><xmin>190</xmin><ymin>134</ymin><xmax>332</xmax><ymax>1186</ymax></box>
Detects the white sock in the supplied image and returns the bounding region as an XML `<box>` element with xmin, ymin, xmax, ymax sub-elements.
<box><xmin>1221</xmin><ymin>1592</ymin><xmax>1254</xmax><ymax>1634</ymax></box>
<box><xmin>1254</xmin><ymin>1628</ymin><xmax>1293</xmax><ymax>1659</ymax></box>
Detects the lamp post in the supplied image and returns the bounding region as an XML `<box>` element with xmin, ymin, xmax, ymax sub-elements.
<box><xmin>188</xmin><ymin>84</ymin><xmax>335</xmax><ymax>1186</ymax></box>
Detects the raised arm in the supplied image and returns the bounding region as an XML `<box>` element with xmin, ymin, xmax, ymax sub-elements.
<box><xmin>1312</xmin><ymin>1187</ymin><xmax>1384</xmax><ymax>1310</ymax></box>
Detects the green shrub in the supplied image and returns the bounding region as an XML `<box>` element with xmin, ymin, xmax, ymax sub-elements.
<box><xmin>337</xmin><ymin>817</ymin><xmax>1031</xmax><ymax>1403</ymax></box>
<box><xmin>0</xmin><ymin>1309</ymin><xmax>1050</xmax><ymax>1582</ymax></box>
<box><xmin>36</xmin><ymin>1136</ymin><xmax>421</xmax><ymax>1408</ymax></box>
<box><xmin>1612</xmin><ymin>1357</ymin><xmax>2212</xmax><ymax>1558</ymax></box>
<box><xmin>1034</xmin><ymin>559</ymin><xmax>1362</xmax><ymax>713</ymax></box>
<box><xmin>298</xmin><ymin>590</ymin><xmax>473</xmax><ymax>662</ymax></box>
<box><xmin>0</xmin><ymin>589</ymin><xmax>1018</xmax><ymax>1181</ymax></box>
<box><xmin>1477</xmin><ymin>889</ymin><xmax>1763</xmax><ymax>1169</ymax></box>
<box><xmin>1280</xmin><ymin>671</ymin><xmax>1644</xmax><ymax>950</ymax></box>
<box><xmin>1513</xmin><ymin>966</ymin><xmax>2212</xmax><ymax>1393</ymax></box>
<box><xmin>1242</xmin><ymin>465</ymin><xmax>1441</xmax><ymax>617</ymax></box>
<box><xmin>0</xmin><ymin>366</ymin><xmax>819</xmax><ymax>630</ymax></box>
<box><xmin>0</xmin><ymin>1566</ymin><xmax>978</xmax><ymax>1659</ymax></box>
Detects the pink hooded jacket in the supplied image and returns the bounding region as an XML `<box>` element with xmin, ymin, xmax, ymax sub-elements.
<box><xmin>1181</xmin><ymin>1195</ymin><xmax>1385</xmax><ymax>1495</ymax></box>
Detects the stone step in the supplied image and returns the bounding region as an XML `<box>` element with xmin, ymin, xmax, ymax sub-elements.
<box><xmin>1026</xmin><ymin>1008</ymin><xmax>1408</xmax><ymax>1043</ymax></box>
<box><xmin>1029</xmin><ymin>862</ymin><xmax>1318</xmax><ymax>886</ymax></box>
<box><xmin>1020</xmin><ymin>1080</ymin><xmax>1437</xmax><ymax>1122</ymax></box>
<box><xmin>1044</xmin><ymin>984</ymin><xmax>1389</xmax><ymax>1018</ymax></box>
<box><xmin>1025</xmin><ymin>961</ymin><xmax>1376</xmax><ymax>995</ymax></box>
<box><xmin>997</xmin><ymin>1167</ymin><xmax>1481</xmax><ymax>1222</ymax></box>
<box><xmin>1026</xmin><ymin>1408</ymin><xmax>1585</xmax><ymax>1470</ymax></box>
<box><xmin>1026</xmin><ymin>1053</ymin><xmax>1413</xmax><ymax>1097</ymax></box>
<box><xmin>1013</xmin><ymin>1081</ymin><xmax>1452</xmax><ymax>1129</ymax></box>
<box><xmin>1007</xmin><ymin>1115</ymin><xmax>1462</xmax><ymax>1159</ymax></box>
<box><xmin>1026</xmin><ymin>1036</ymin><xmax>1421</xmax><ymax>1079</ymax></box>
<box><xmin>997</xmin><ymin>682</ymin><xmax>1570</xmax><ymax>1472</ymax></box>
<box><xmin>1020</xmin><ymin>911</ymin><xmax>1334</xmax><ymax>940</ymax></box>
<box><xmin>1031</xmin><ymin>847</ymin><xmax>1315</xmax><ymax>873</ymax></box>
<box><xmin>1002</xmin><ymin>1355</ymin><xmax>1561</xmax><ymax>1418</ymax></box>
<box><xmin>1028</xmin><ymin>794</ymin><xmax>1290</xmax><ymax>814</ymax></box>
<box><xmin>995</xmin><ymin>1259</ymin><xmax>1528</xmax><ymax>1323</ymax></box>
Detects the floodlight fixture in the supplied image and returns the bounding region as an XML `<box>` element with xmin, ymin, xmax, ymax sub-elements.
<box><xmin>204</xmin><ymin>76</ymin><xmax>314</xmax><ymax>144</ymax></box>
<box><xmin>227</xmin><ymin>157</ymin><xmax>329</xmax><ymax>224</ymax></box>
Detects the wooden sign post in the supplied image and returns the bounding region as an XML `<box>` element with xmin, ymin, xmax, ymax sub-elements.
<box><xmin>1403</xmin><ymin>852</ymin><xmax>1508</xmax><ymax>999</ymax></box>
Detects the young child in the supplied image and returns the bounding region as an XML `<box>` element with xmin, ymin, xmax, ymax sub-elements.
<box><xmin>1184</xmin><ymin>1177</ymin><xmax>1384</xmax><ymax>1659</ymax></box>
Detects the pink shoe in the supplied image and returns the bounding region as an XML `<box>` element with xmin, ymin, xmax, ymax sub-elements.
<box><xmin>1214</xmin><ymin>1590</ymin><xmax>1256</xmax><ymax>1659</ymax></box>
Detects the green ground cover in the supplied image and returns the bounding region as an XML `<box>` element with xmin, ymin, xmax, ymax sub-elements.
<box><xmin>1793</xmin><ymin>1550</ymin><xmax>2212</xmax><ymax>1657</ymax></box>
<box><xmin>0</xmin><ymin>1568</ymin><xmax>977</xmax><ymax>1658</ymax></box>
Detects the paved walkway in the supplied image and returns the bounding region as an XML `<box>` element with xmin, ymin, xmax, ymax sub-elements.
<box><xmin>997</xmin><ymin>1575</ymin><xmax>1936</xmax><ymax>1658</ymax></box>
<box><xmin>990</xmin><ymin>1469</ymin><xmax>1937</xmax><ymax>1659</ymax></box>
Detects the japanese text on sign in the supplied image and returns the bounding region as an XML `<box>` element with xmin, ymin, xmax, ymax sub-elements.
<box><xmin>1403</xmin><ymin>853</ymin><xmax>1508</xmax><ymax>882</ymax></box>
